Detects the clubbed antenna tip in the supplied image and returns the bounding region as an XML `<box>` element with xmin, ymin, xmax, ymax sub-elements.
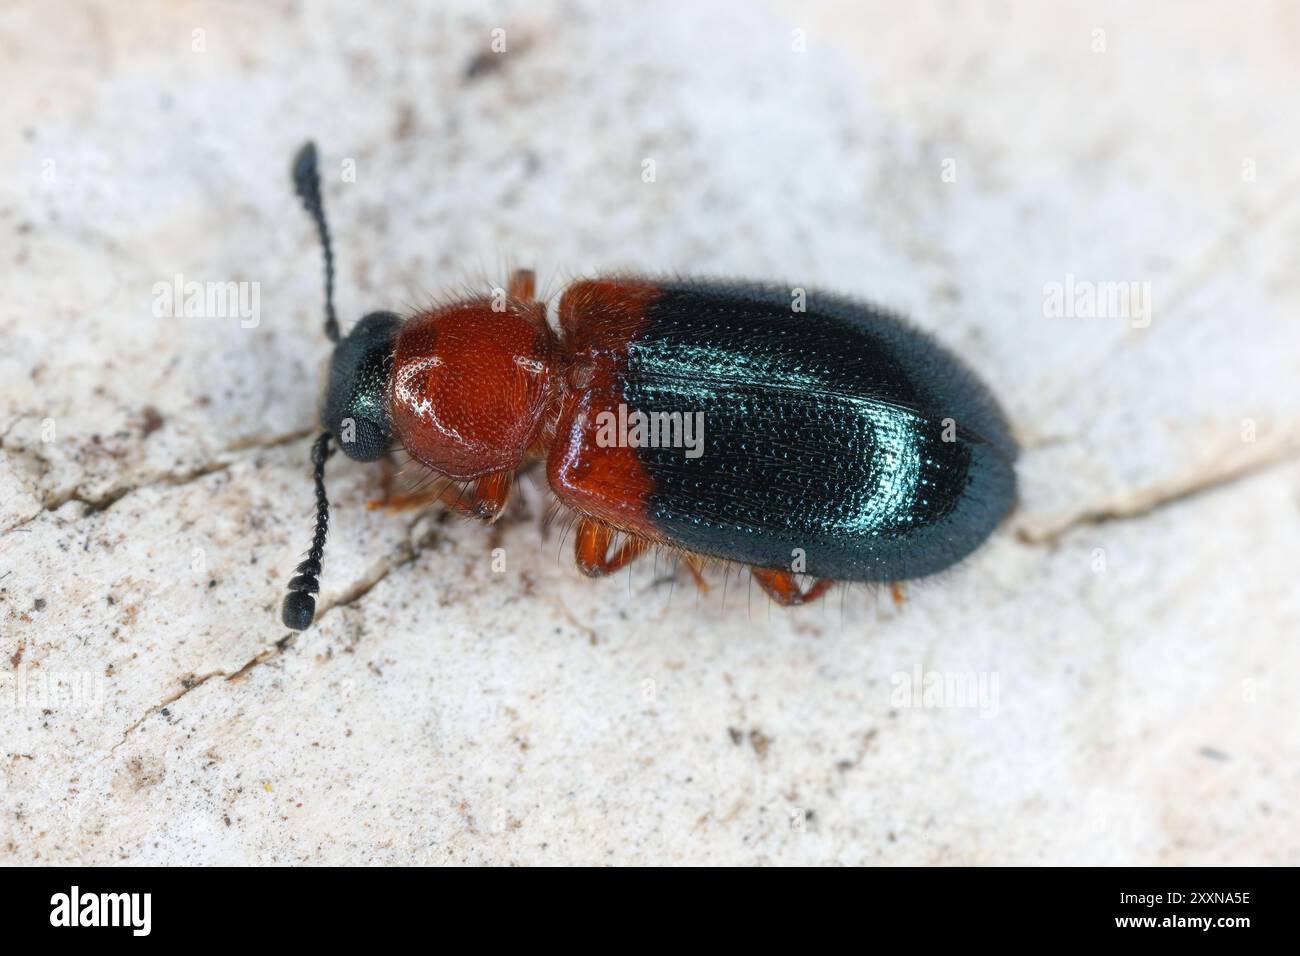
<box><xmin>281</xmin><ymin>432</ymin><xmax>334</xmax><ymax>630</ymax></box>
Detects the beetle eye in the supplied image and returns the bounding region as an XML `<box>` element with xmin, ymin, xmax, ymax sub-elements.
<box><xmin>335</xmin><ymin>415</ymin><xmax>388</xmax><ymax>461</ymax></box>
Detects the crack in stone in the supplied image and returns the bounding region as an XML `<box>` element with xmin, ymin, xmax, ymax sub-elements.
<box><xmin>1016</xmin><ymin>443</ymin><xmax>1300</xmax><ymax>546</ymax></box>
<box><xmin>314</xmin><ymin>522</ymin><xmax>441</xmax><ymax>623</ymax></box>
<box><xmin>2</xmin><ymin>427</ymin><xmax>315</xmax><ymax>535</ymax></box>
<box><xmin>42</xmin><ymin>460</ymin><xmax>236</xmax><ymax>515</ymax></box>
<box><xmin>109</xmin><ymin>670</ymin><xmax>228</xmax><ymax>754</ymax></box>
<box><xmin>109</xmin><ymin>514</ymin><xmax>441</xmax><ymax>754</ymax></box>
<box><xmin>221</xmin><ymin>529</ymin><xmax>437</xmax><ymax>685</ymax></box>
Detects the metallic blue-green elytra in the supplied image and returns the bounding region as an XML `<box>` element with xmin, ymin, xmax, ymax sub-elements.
<box><xmin>621</xmin><ymin>280</ymin><xmax>1017</xmax><ymax>582</ymax></box>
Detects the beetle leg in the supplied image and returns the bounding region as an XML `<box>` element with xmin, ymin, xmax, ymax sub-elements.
<box><xmin>575</xmin><ymin>518</ymin><xmax>649</xmax><ymax>577</ymax></box>
<box><xmin>750</xmin><ymin>568</ymin><xmax>834</xmax><ymax>606</ymax></box>
<box><xmin>374</xmin><ymin>452</ymin><xmax>397</xmax><ymax>505</ymax></box>
<box><xmin>682</xmin><ymin>553</ymin><xmax>711</xmax><ymax>593</ymax></box>
<box><xmin>471</xmin><ymin>470</ymin><xmax>513</xmax><ymax>523</ymax></box>
<box><xmin>508</xmin><ymin>268</ymin><xmax>535</xmax><ymax>300</ymax></box>
<box><xmin>368</xmin><ymin>476</ymin><xmax>475</xmax><ymax>515</ymax></box>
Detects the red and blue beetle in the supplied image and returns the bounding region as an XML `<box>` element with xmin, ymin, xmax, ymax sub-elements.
<box><xmin>280</xmin><ymin>143</ymin><xmax>1016</xmax><ymax>629</ymax></box>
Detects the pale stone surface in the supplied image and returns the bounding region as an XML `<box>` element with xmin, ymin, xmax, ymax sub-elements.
<box><xmin>1</xmin><ymin>0</ymin><xmax>1297</xmax><ymax>865</ymax></box>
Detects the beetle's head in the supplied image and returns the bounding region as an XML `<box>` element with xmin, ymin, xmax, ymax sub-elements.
<box><xmin>321</xmin><ymin>310</ymin><xmax>402</xmax><ymax>462</ymax></box>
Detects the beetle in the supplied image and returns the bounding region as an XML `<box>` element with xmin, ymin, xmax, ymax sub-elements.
<box><xmin>280</xmin><ymin>142</ymin><xmax>1016</xmax><ymax>629</ymax></box>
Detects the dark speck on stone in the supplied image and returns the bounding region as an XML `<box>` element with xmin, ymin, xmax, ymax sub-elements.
<box><xmin>140</xmin><ymin>405</ymin><xmax>164</xmax><ymax>437</ymax></box>
<box><xmin>463</xmin><ymin>51</ymin><xmax>503</xmax><ymax>81</ymax></box>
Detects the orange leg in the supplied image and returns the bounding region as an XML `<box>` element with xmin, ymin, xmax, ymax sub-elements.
<box><xmin>471</xmin><ymin>470</ymin><xmax>513</xmax><ymax>522</ymax></box>
<box><xmin>368</xmin><ymin>480</ymin><xmax>473</xmax><ymax>515</ymax></box>
<box><xmin>682</xmin><ymin>553</ymin><xmax>711</xmax><ymax>593</ymax></box>
<box><xmin>377</xmin><ymin>453</ymin><xmax>398</xmax><ymax>504</ymax></box>
<box><xmin>890</xmin><ymin>582</ymin><xmax>906</xmax><ymax>608</ymax></box>
<box><xmin>369</xmin><ymin>455</ymin><xmax>437</xmax><ymax>511</ymax></box>
<box><xmin>370</xmin><ymin>469</ymin><xmax>513</xmax><ymax>522</ymax></box>
<box><xmin>575</xmin><ymin>518</ymin><xmax>649</xmax><ymax>577</ymax></box>
<box><xmin>508</xmin><ymin>268</ymin><xmax>535</xmax><ymax>300</ymax></box>
<box><xmin>750</xmin><ymin>568</ymin><xmax>835</xmax><ymax>607</ymax></box>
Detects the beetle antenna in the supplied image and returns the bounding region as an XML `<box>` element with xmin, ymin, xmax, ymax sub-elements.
<box><xmin>292</xmin><ymin>141</ymin><xmax>340</xmax><ymax>344</ymax></box>
<box><xmin>281</xmin><ymin>432</ymin><xmax>335</xmax><ymax>630</ymax></box>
